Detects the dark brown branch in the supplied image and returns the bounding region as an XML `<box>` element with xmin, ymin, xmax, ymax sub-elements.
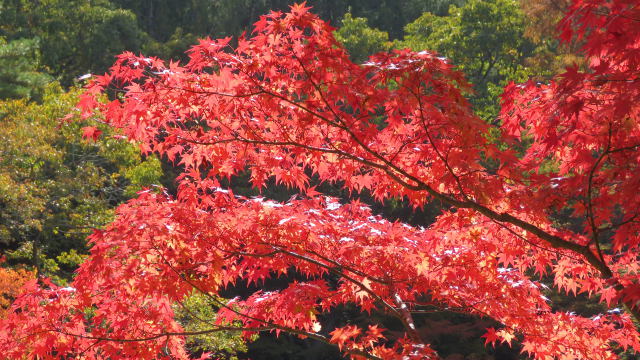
<box><xmin>51</xmin><ymin>325</ymin><xmax>275</xmax><ymax>343</ymax></box>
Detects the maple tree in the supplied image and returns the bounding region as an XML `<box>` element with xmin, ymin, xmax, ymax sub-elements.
<box><xmin>2</xmin><ymin>1</ymin><xmax>640</xmax><ymax>358</ymax></box>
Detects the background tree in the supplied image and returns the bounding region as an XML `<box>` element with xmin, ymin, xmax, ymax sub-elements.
<box><xmin>0</xmin><ymin>0</ymin><xmax>146</xmax><ymax>85</ymax></box>
<box><xmin>518</xmin><ymin>0</ymin><xmax>585</xmax><ymax>76</ymax></box>
<box><xmin>0</xmin><ymin>37</ymin><xmax>51</xmax><ymax>100</ymax></box>
<box><xmin>396</xmin><ymin>0</ymin><xmax>535</xmax><ymax>120</ymax></box>
<box><xmin>111</xmin><ymin>0</ymin><xmax>466</xmax><ymax>42</ymax></box>
<box><xmin>334</xmin><ymin>13</ymin><xmax>391</xmax><ymax>64</ymax></box>
<box><xmin>0</xmin><ymin>84</ymin><xmax>162</xmax><ymax>281</ymax></box>
<box><xmin>0</xmin><ymin>0</ymin><xmax>470</xmax><ymax>87</ymax></box>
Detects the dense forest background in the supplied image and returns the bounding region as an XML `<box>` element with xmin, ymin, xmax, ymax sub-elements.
<box><xmin>0</xmin><ymin>0</ymin><xmax>593</xmax><ymax>359</ymax></box>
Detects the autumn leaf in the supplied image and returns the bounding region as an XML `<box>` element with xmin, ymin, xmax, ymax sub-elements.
<box><xmin>81</xmin><ymin>126</ymin><xmax>102</xmax><ymax>142</ymax></box>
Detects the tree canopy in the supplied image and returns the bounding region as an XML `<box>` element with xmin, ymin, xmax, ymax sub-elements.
<box><xmin>0</xmin><ymin>0</ymin><xmax>640</xmax><ymax>359</ymax></box>
<box><xmin>0</xmin><ymin>84</ymin><xmax>162</xmax><ymax>281</ymax></box>
<box><xmin>396</xmin><ymin>0</ymin><xmax>535</xmax><ymax>120</ymax></box>
<box><xmin>2</xmin><ymin>1</ymin><xmax>640</xmax><ymax>358</ymax></box>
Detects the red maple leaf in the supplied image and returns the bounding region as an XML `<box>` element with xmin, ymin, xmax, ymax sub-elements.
<box><xmin>81</xmin><ymin>126</ymin><xmax>102</xmax><ymax>142</ymax></box>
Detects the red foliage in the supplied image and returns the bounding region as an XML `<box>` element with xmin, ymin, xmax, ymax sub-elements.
<box><xmin>81</xmin><ymin>126</ymin><xmax>102</xmax><ymax>142</ymax></box>
<box><xmin>2</xmin><ymin>1</ymin><xmax>640</xmax><ymax>358</ymax></box>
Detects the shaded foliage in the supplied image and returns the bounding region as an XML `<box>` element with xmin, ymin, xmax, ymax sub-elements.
<box><xmin>0</xmin><ymin>37</ymin><xmax>51</xmax><ymax>100</ymax></box>
<box><xmin>0</xmin><ymin>84</ymin><xmax>162</xmax><ymax>281</ymax></box>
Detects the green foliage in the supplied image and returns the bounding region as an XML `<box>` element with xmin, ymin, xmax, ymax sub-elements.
<box><xmin>334</xmin><ymin>13</ymin><xmax>391</xmax><ymax>63</ymax></box>
<box><xmin>1</xmin><ymin>0</ymin><xmax>147</xmax><ymax>85</ymax></box>
<box><xmin>141</xmin><ymin>27</ymin><xmax>200</xmax><ymax>63</ymax></box>
<box><xmin>112</xmin><ymin>0</ymin><xmax>287</xmax><ymax>40</ymax></box>
<box><xmin>112</xmin><ymin>0</ymin><xmax>468</xmax><ymax>46</ymax></box>
<box><xmin>396</xmin><ymin>0</ymin><xmax>535</xmax><ymax>120</ymax></box>
<box><xmin>344</xmin><ymin>0</ymin><xmax>467</xmax><ymax>38</ymax></box>
<box><xmin>0</xmin><ymin>0</ymin><xmax>472</xmax><ymax>85</ymax></box>
<box><xmin>111</xmin><ymin>0</ymin><xmax>213</xmax><ymax>40</ymax></box>
<box><xmin>174</xmin><ymin>292</ymin><xmax>253</xmax><ymax>358</ymax></box>
<box><xmin>0</xmin><ymin>37</ymin><xmax>51</xmax><ymax>100</ymax></box>
<box><xmin>0</xmin><ymin>84</ymin><xmax>162</xmax><ymax>282</ymax></box>
<box><xmin>123</xmin><ymin>155</ymin><xmax>163</xmax><ymax>197</ymax></box>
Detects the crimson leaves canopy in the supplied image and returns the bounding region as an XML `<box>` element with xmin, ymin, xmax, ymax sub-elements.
<box><xmin>2</xmin><ymin>1</ymin><xmax>640</xmax><ymax>359</ymax></box>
